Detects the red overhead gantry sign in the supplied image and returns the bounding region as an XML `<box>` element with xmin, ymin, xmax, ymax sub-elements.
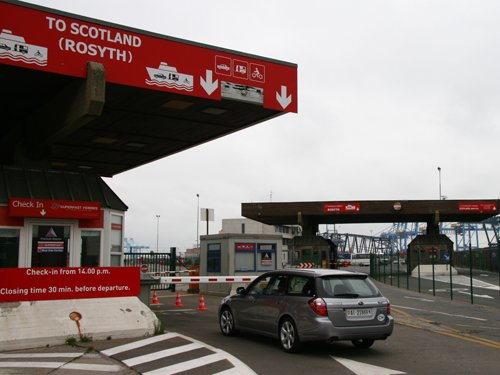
<box><xmin>0</xmin><ymin>1</ymin><xmax>297</xmax><ymax>112</ymax></box>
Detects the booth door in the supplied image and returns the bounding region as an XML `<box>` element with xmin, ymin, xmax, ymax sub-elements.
<box><xmin>31</xmin><ymin>225</ymin><xmax>70</xmax><ymax>268</ymax></box>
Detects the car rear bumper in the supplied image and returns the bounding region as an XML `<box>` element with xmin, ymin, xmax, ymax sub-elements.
<box><xmin>299</xmin><ymin>315</ymin><xmax>394</xmax><ymax>342</ymax></box>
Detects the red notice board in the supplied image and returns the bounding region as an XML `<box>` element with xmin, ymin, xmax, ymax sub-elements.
<box><xmin>0</xmin><ymin>1</ymin><xmax>297</xmax><ymax>112</ymax></box>
<box><xmin>0</xmin><ymin>267</ymin><xmax>140</xmax><ymax>302</ymax></box>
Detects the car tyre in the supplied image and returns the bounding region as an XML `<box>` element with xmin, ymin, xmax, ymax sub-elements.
<box><xmin>279</xmin><ymin>317</ymin><xmax>301</xmax><ymax>353</ymax></box>
<box><xmin>219</xmin><ymin>307</ymin><xmax>237</xmax><ymax>336</ymax></box>
<box><xmin>351</xmin><ymin>338</ymin><xmax>375</xmax><ymax>348</ymax></box>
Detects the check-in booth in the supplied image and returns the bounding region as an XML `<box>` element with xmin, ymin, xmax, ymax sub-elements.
<box><xmin>0</xmin><ymin>166</ymin><xmax>128</xmax><ymax>269</ymax></box>
<box><xmin>199</xmin><ymin>233</ymin><xmax>283</xmax><ymax>295</ymax></box>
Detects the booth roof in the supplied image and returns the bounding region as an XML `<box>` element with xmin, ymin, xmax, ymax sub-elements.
<box><xmin>0</xmin><ymin>166</ymin><xmax>128</xmax><ymax>211</ymax></box>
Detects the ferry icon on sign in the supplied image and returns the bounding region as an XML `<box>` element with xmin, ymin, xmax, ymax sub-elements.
<box><xmin>0</xmin><ymin>29</ymin><xmax>48</xmax><ymax>66</ymax></box>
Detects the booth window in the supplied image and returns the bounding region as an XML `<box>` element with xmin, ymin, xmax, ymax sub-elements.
<box><xmin>81</xmin><ymin>230</ymin><xmax>101</xmax><ymax>267</ymax></box>
<box><xmin>235</xmin><ymin>243</ymin><xmax>256</xmax><ymax>272</ymax></box>
<box><xmin>207</xmin><ymin>243</ymin><xmax>221</xmax><ymax>272</ymax></box>
<box><xmin>110</xmin><ymin>215</ymin><xmax>123</xmax><ymax>266</ymax></box>
<box><xmin>0</xmin><ymin>228</ymin><xmax>20</xmax><ymax>268</ymax></box>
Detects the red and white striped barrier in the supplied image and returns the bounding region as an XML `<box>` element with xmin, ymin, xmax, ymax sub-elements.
<box><xmin>159</xmin><ymin>276</ymin><xmax>257</xmax><ymax>284</ymax></box>
<box><xmin>298</xmin><ymin>262</ymin><xmax>314</xmax><ymax>268</ymax></box>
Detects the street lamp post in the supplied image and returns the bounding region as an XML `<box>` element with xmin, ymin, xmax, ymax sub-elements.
<box><xmin>437</xmin><ymin>166</ymin><xmax>442</xmax><ymax>200</ymax></box>
<box><xmin>196</xmin><ymin>194</ymin><xmax>200</xmax><ymax>249</ymax></box>
<box><xmin>156</xmin><ymin>214</ymin><xmax>160</xmax><ymax>252</ymax></box>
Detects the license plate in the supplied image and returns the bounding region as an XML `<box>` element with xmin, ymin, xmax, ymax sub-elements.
<box><xmin>345</xmin><ymin>308</ymin><xmax>375</xmax><ymax>320</ymax></box>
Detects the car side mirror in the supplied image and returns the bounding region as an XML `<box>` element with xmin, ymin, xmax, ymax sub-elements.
<box><xmin>236</xmin><ymin>286</ymin><xmax>246</xmax><ymax>295</ymax></box>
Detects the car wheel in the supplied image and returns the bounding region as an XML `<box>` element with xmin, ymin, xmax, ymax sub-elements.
<box><xmin>351</xmin><ymin>338</ymin><xmax>375</xmax><ymax>348</ymax></box>
<box><xmin>279</xmin><ymin>318</ymin><xmax>301</xmax><ymax>353</ymax></box>
<box><xmin>219</xmin><ymin>307</ymin><xmax>237</xmax><ymax>336</ymax></box>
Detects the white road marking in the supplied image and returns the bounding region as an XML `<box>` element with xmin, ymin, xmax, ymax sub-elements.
<box><xmin>143</xmin><ymin>352</ymin><xmax>227</xmax><ymax>375</ymax></box>
<box><xmin>331</xmin><ymin>356</ymin><xmax>406</xmax><ymax>375</ymax></box>
<box><xmin>456</xmin><ymin>290</ymin><xmax>494</xmax><ymax>299</ymax></box>
<box><xmin>123</xmin><ymin>342</ymin><xmax>204</xmax><ymax>367</ymax></box>
<box><xmin>403</xmin><ymin>296</ymin><xmax>434</xmax><ymax>302</ymax></box>
<box><xmin>101</xmin><ymin>332</ymin><xmax>180</xmax><ymax>356</ymax></box>
<box><xmin>421</xmin><ymin>275</ymin><xmax>499</xmax><ymax>291</ymax></box>
<box><xmin>393</xmin><ymin>304</ymin><xmax>487</xmax><ymax>321</ymax></box>
<box><xmin>103</xmin><ymin>332</ymin><xmax>257</xmax><ymax>375</ymax></box>
<box><xmin>213</xmin><ymin>367</ymin><xmax>255</xmax><ymax>375</ymax></box>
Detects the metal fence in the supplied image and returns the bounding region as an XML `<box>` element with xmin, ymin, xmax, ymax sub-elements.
<box><xmin>369</xmin><ymin>247</ymin><xmax>500</xmax><ymax>304</ymax></box>
<box><xmin>124</xmin><ymin>252</ymin><xmax>174</xmax><ymax>290</ymax></box>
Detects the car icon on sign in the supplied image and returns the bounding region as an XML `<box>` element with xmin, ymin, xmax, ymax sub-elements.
<box><xmin>0</xmin><ymin>43</ymin><xmax>11</xmax><ymax>50</ymax></box>
<box><xmin>154</xmin><ymin>73</ymin><xmax>166</xmax><ymax>79</ymax></box>
<box><xmin>217</xmin><ymin>64</ymin><xmax>230</xmax><ymax>71</ymax></box>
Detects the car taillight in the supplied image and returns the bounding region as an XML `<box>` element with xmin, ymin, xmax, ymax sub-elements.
<box><xmin>308</xmin><ymin>297</ymin><xmax>328</xmax><ymax>316</ymax></box>
<box><xmin>387</xmin><ymin>303</ymin><xmax>391</xmax><ymax>315</ymax></box>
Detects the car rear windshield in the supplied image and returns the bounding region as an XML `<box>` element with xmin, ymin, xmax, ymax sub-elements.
<box><xmin>319</xmin><ymin>275</ymin><xmax>381</xmax><ymax>298</ymax></box>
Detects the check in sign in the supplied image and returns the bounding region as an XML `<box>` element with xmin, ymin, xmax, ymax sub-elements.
<box><xmin>0</xmin><ymin>267</ymin><xmax>140</xmax><ymax>302</ymax></box>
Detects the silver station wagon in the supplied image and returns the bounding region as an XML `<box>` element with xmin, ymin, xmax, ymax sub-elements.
<box><xmin>219</xmin><ymin>268</ymin><xmax>394</xmax><ymax>353</ymax></box>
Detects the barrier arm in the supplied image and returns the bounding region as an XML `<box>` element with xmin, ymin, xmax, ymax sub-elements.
<box><xmin>159</xmin><ymin>276</ymin><xmax>257</xmax><ymax>284</ymax></box>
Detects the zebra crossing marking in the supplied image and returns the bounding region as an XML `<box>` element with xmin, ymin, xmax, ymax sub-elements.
<box><xmin>101</xmin><ymin>332</ymin><xmax>179</xmax><ymax>356</ymax></box>
<box><xmin>103</xmin><ymin>332</ymin><xmax>257</xmax><ymax>375</ymax></box>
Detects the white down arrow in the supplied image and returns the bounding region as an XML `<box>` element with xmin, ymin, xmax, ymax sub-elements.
<box><xmin>200</xmin><ymin>70</ymin><xmax>218</xmax><ymax>95</ymax></box>
<box><xmin>276</xmin><ymin>85</ymin><xmax>292</xmax><ymax>109</ymax></box>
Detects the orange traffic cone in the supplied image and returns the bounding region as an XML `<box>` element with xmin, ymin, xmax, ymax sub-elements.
<box><xmin>175</xmin><ymin>291</ymin><xmax>183</xmax><ymax>307</ymax></box>
<box><xmin>197</xmin><ymin>294</ymin><xmax>207</xmax><ymax>311</ymax></box>
<box><xmin>152</xmin><ymin>290</ymin><xmax>159</xmax><ymax>305</ymax></box>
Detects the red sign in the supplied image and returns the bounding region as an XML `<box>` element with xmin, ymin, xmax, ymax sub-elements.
<box><xmin>8</xmin><ymin>198</ymin><xmax>100</xmax><ymax>219</ymax></box>
<box><xmin>0</xmin><ymin>267</ymin><xmax>140</xmax><ymax>302</ymax></box>
<box><xmin>0</xmin><ymin>2</ymin><xmax>297</xmax><ymax>112</ymax></box>
<box><xmin>323</xmin><ymin>203</ymin><xmax>361</xmax><ymax>213</ymax></box>
<box><xmin>458</xmin><ymin>202</ymin><xmax>497</xmax><ymax>212</ymax></box>
<box><xmin>235</xmin><ymin>243</ymin><xmax>256</xmax><ymax>251</ymax></box>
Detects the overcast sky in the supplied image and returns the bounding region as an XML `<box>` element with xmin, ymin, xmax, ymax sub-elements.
<box><xmin>25</xmin><ymin>0</ymin><xmax>500</xmax><ymax>251</ymax></box>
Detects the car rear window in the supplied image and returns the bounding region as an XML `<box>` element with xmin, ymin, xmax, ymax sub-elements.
<box><xmin>320</xmin><ymin>275</ymin><xmax>381</xmax><ymax>298</ymax></box>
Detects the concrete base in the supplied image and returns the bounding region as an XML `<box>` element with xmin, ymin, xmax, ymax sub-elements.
<box><xmin>411</xmin><ymin>264</ymin><xmax>458</xmax><ymax>277</ymax></box>
<box><xmin>0</xmin><ymin>297</ymin><xmax>159</xmax><ymax>351</ymax></box>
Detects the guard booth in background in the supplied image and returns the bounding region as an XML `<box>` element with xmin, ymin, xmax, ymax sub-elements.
<box><xmin>290</xmin><ymin>235</ymin><xmax>338</xmax><ymax>268</ymax></box>
<box><xmin>199</xmin><ymin>233</ymin><xmax>283</xmax><ymax>295</ymax></box>
<box><xmin>407</xmin><ymin>223</ymin><xmax>455</xmax><ymax>276</ymax></box>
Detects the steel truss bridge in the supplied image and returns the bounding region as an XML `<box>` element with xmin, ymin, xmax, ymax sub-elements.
<box><xmin>323</xmin><ymin>216</ymin><xmax>500</xmax><ymax>255</ymax></box>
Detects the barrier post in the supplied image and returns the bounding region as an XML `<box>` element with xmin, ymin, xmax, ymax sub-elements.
<box><xmin>469</xmin><ymin>243</ymin><xmax>474</xmax><ymax>304</ymax></box>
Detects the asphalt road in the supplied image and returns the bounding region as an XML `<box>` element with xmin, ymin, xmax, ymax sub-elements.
<box><xmin>2</xmin><ymin>272</ymin><xmax>498</xmax><ymax>374</ymax></box>
<box><xmin>151</xmin><ymin>282</ymin><xmax>500</xmax><ymax>375</ymax></box>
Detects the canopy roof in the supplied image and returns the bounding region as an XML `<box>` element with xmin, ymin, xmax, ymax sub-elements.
<box><xmin>242</xmin><ymin>200</ymin><xmax>500</xmax><ymax>226</ymax></box>
<box><xmin>0</xmin><ymin>1</ymin><xmax>297</xmax><ymax>177</ymax></box>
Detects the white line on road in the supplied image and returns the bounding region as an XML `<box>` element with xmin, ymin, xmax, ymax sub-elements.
<box><xmin>331</xmin><ymin>356</ymin><xmax>406</xmax><ymax>375</ymax></box>
<box><xmin>421</xmin><ymin>275</ymin><xmax>499</xmax><ymax>291</ymax></box>
<box><xmin>123</xmin><ymin>342</ymin><xmax>204</xmax><ymax>367</ymax></box>
<box><xmin>393</xmin><ymin>305</ymin><xmax>487</xmax><ymax>321</ymax></box>
<box><xmin>101</xmin><ymin>332</ymin><xmax>180</xmax><ymax>356</ymax></box>
<box><xmin>102</xmin><ymin>332</ymin><xmax>256</xmax><ymax>375</ymax></box>
<box><xmin>143</xmin><ymin>352</ymin><xmax>227</xmax><ymax>375</ymax></box>
<box><xmin>403</xmin><ymin>296</ymin><xmax>435</xmax><ymax>302</ymax></box>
